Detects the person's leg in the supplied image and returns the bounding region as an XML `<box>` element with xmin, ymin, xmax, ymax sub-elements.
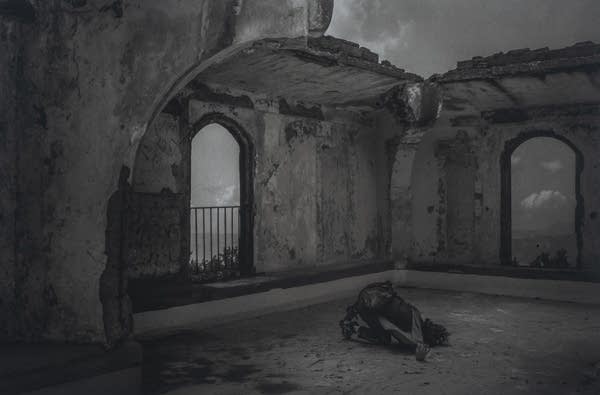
<box><xmin>358</xmin><ymin>308</ymin><xmax>392</xmax><ymax>345</ymax></box>
<box><xmin>378</xmin><ymin>313</ymin><xmax>430</xmax><ymax>361</ymax></box>
<box><xmin>357</xmin><ymin>325</ymin><xmax>391</xmax><ymax>345</ymax></box>
<box><xmin>410</xmin><ymin>308</ymin><xmax>425</xmax><ymax>344</ymax></box>
<box><xmin>410</xmin><ymin>309</ymin><xmax>430</xmax><ymax>361</ymax></box>
<box><xmin>378</xmin><ymin>316</ymin><xmax>418</xmax><ymax>348</ymax></box>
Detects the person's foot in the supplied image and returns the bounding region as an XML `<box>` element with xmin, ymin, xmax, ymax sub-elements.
<box><xmin>415</xmin><ymin>342</ymin><xmax>430</xmax><ymax>362</ymax></box>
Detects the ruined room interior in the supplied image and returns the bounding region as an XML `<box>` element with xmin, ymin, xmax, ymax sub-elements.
<box><xmin>1</xmin><ymin>0</ymin><xmax>600</xmax><ymax>394</ymax></box>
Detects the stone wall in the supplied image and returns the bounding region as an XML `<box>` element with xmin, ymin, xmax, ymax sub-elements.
<box><xmin>0</xmin><ymin>0</ymin><xmax>334</xmax><ymax>344</ymax></box>
<box><xmin>133</xmin><ymin>113</ymin><xmax>183</xmax><ymax>194</ymax></box>
<box><xmin>130</xmin><ymin>91</ymin><xmax>389</xmax><ymax>276</ymax></box>
<box><xmin>405</xmin><ymin>72</ymin><xmax>600</xmax><ymax>269</ymax></box>
<box><xmin>125</xmin><ymin>192</ymin><xmax>187</xmax><ymax>279</ymax></box>
<box><xmin>383</xmin><ymin>82</ymin><xmax>443</xmax><ymax>262</ymax></box>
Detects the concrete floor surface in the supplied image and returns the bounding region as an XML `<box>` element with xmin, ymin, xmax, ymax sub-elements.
<box><xmin>141</xmin><ymin>288</ymin><xmax>600</xmax><ymax>395</ymax></box>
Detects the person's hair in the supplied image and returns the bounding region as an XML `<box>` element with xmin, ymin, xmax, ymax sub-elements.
<box><xmin>422</xmin><ymin>319</ymin><xmax>449</xmax><ymax>347</ymax></box>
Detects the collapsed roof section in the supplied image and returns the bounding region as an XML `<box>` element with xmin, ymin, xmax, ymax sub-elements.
<box><xmin>191</xmin><ymin>36</ymin><xmax>600</xmax><ymax>121</ymax></box>
<box><xmin>434</xmin><ymin>41</ymin><xmax>600</xmax><ymax>114</ymax></box>
<box><xmin>193</xmin><ymin>36</ymin><xmax>422</xmax><ymax>109</ymax></box>
<box><xmin>439</xmin><ymin>41</ymin><xmax>600</xmax><ymax>82</ymax></box>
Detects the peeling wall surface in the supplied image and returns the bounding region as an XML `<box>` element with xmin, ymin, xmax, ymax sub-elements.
<box><xmin>400</xmin><ymin>43</ymin><xmax>600</xmax><ymax>269</ymax></box>
<box><xmin>0</xmin><ymin>0</ymin><xmax>337</xmax><ymax>344</ymax></box>
<box><xmin>125</xmin><ymin>192</ymin><xmax>187</xmax><ymax>279</ymax></box>
<box><xmin>133</xmin><ymin>113</ymin><xmax>183</xmax><ymax>195</ymax></box>
<box><xmin>131</xmin><ymin>86</ymin><xmax>389</xmax><ymax>276</ymax></box>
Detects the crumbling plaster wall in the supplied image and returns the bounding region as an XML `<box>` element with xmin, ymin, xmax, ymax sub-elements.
<box><xmin>315</xmin><ymin>115</ymin><xmax>386</xmax><ymax>267</ymax></box>
<box><xmin>190</xmin><ymin>98</ymin><xmax>386</xmax><ymax>273</ymax></box>
<box><xmin>408</xmin><ymin>76</ymin><xmax>600</xmax><ymax>269</ymax></box>
<box><xmin>130</xmin><ymin>87</ymin><xmax>388</xmax><ymax>276</ymax></box>
<box><xmin>383</xmin><ymin>82</ymin><xmax>443</xmax><ymax>262</ymax></box>
<box><xmin>128</xmin><ymin>113</ymin><xmax>186</xmax><ymax>279</ymax></box>
<box><xmin>2</xmin><ymin>0</ymin><xmax>334</xmax><ymax>343</ymax></box>
<box><xmin>125</xmin><ymin>191</ymin><xmax>187</xmax><ymax>279</ymax></box>
<box><xmin>133</xmin><ymin>113</ymin><xmax>183</xmax><ymax>195</ymax></box>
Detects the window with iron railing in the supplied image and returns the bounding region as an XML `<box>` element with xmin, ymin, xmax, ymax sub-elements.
<box><xmin>190</xmin><ymin>123</ymin><xmax>243</xmax><ymax>281</ymax></box>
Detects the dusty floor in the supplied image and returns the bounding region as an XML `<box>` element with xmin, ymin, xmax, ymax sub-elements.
<box><xmin>141</xmin><ymin>288</ymin><xmax>600</xmax><ymax>394</ymax></box>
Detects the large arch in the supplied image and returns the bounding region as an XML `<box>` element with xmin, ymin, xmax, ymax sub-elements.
<box><xmin>188</xmin><ymin>114</ymin><xmax>256</xmax><ymax>276</ymax></box>
<box><xmin>0</xmin><ymin>0</ymin><xmax>336</xmax><ymax>345</ymax></box>
<box><xmin>131</xmin><ymin>0</ymin><xmax>335</xmax><ymax>168</ymax></box>
<box><xmin>500</xmin><ymin>130</ymin><xmax>584</xmax><ymax>268</ymax></box>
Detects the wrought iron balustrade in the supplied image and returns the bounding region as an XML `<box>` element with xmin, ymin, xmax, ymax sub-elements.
<box><xmin>190</xmin><ymin>205</ymin><xmax>241</xmax><ymax>280</ymax></box>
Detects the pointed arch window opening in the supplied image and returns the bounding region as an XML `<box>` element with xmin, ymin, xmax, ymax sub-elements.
<box><xmin>500</xmin><ymin>132</ymin><xmax>584</xmax><ymax>269</ymax></box>
<box><xmin>190</xmin><ymin>123</ymin><xmax>243</xmax><ymax>281</ymax></box>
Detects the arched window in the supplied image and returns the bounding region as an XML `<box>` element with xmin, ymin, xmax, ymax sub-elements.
<box><xmin>189</xmin><ymin>118</ymin><xmax>254</xmax><ymax>280</ymax></box>
<box><xmin>501</xmin><ymin>133</ymin><xmax>583</xmax><ymax>268</ymax></box>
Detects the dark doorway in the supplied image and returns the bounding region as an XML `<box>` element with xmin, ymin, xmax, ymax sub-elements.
<box><xmin>189</xmin><ymin>115</ymin><xmax>254</xmax><ymax>280</ymax></box>
<box><xmin>500</xmin><ymin>132</ymin><xmax>583</xmax><ymax>268</ymax></box>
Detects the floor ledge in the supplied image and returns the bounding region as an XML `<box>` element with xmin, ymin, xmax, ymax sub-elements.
<box><xmin>407</xmin><ymin>262</ymin><xmax>600</xmax><ymax>283</ymax></box>
<box><xmin>129</xmin><ymin>260</ymin><xmax>394</xmax><ymax>313</ymax></box>
<box><xmin>396</xmin><ymin>269</ymin><xmax>600</xmax><ymax>306</ymax></box>
<box><xmin>134</xmin><ymin>268</ymin><xmax>600</xmax><ymax>339</ymax></box>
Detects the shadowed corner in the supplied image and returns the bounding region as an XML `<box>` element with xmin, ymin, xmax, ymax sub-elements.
<box><xmin>0</xmin><ymin>0</ymin><xmax>35</xmax><ymax>23</ymax></box>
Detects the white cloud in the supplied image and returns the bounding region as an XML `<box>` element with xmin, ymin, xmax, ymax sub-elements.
<box><xmin>215</xmin><ymin>185</ymin><xmax>238</xmax><ymax>206</ymax></box>
<box><xmin>328</xmin><ymin>1</ymin><xmax>413</xmax><ymax>64</ymax></box>
<box><xmin>520</xmin><ymin>190</ymin><xmax>569</xmax><ymax>210</ymax></box>
<box><xmin>540</xmin><ymin>160</ymin><xmax>563</xmax><ymax>173</ymax></box>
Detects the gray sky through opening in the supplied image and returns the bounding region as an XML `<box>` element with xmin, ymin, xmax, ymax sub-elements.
<box><xmin>511</xmin><ymin>138</ymin><xmax>576</xmax><ymax>265</ymax></box>
<box><xmin>191</xmin><ymin>124</ymin><xmax>240</xmax><ymax>207</ymax></box>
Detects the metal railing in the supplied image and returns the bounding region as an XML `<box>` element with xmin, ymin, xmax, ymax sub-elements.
<box><xmin>190</xmin><ymin>206</ymin><xmax>241</xmax><ymax>280</ymax></box>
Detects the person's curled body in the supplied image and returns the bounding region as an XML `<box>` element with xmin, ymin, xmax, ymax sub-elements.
<box><xmin>340</xmin><ymin>282</ymin><xmax>449</xmax><ymax>361</ymax></box>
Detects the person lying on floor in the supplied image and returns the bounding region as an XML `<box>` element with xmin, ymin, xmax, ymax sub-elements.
<box><xmin>339</xmin><ymin>281</ymin><xmax>449</xmax><ymax>361</ymax></box>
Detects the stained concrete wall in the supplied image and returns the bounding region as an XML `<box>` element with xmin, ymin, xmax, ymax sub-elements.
<box><xmin>125</xmin><ymin>192</ymin><xmax>187</xmax><ymax>279</ymax></box>
<box><xmin>1</xmin><ymin>0</ymin><xmax>334</xmax><ymax>343</ymax></box>
<box><xmin>129</xmin><ymin>113</ymin><xmax>187</xmax><ymax>278</ymax></box>
<box><xmin>382</xmin><ymin>82</ymin><xmax>442</xmax><ymax>262</ymax></box>
<box><xmin>130</xmin><ymin>91</ymin><xmax>388</xmax><ymax>276</ymax></box>
<box><xmin>405</xmin><ymin>71</ymin><xmax>600</xmax><ymax>269</ymax></box>
<box><xmin>409</xmin><ymin>126</ymin><xmax>495</xmax><ymax>265</ymax></box>
<box><xmin>133</xmin><ymin>113</ymin><xmax>183</xmax><ymax>195</ymax></box>
<box><xmin>212</xmin><ymin>98</ymin><xmax>388</xmax><ymax>273</ymax></box>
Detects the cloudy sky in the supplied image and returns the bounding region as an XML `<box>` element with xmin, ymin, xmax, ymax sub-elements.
<box><xmin>511</xmin><ymin>138</ymin><xmax>576</xmax><ymax>235</ymax></box>
<box><xmin>328</xmin><ymin>0</ymin><xmax>600</xmax><ymax>77</ymax></box>
<box><xmin>191</xmin><ymin>124</ymin><xmax>240</xmax><ymax>207</ymax></box>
